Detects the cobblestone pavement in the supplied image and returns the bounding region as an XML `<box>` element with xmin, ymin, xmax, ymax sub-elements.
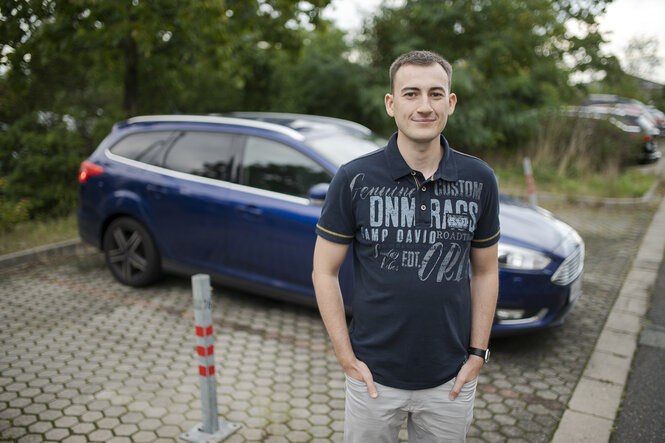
<box><xmin>0</xmin><ymin>203</ymin><xmax>656</xmax><ymax>442</ymax></box>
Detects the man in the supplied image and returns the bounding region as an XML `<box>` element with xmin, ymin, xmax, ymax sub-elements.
<box><xmin>312</xmin><ymin>50</ymin><xmax>500</xmax><ymax>442</ymax></box>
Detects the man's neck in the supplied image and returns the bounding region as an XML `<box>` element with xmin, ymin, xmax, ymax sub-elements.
<box><xmin>396</xmin><ymin>133</ymin><xmax>444</xmax><ymax>179</ymax></box>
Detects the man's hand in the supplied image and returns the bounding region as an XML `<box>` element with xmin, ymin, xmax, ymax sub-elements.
<box><xmin>449</xmin><ymin>355</ymin><xmax>483</xmax><ymax>400</ymax></box>
<box><xmin>343</xmin><ymin>358</ymin><xmax>378</xmax><ymax>398</ymax></box>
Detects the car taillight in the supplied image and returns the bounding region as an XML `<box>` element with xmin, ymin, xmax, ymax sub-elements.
<box><xmin>643</xmin><ymin>135</ymin><xmax>653</xmax><ymax>143</ymax></box>
<box><xmin>79</xmin><ymin>160</ymin><xmax>104</xmax><ymax>183</ymax></box>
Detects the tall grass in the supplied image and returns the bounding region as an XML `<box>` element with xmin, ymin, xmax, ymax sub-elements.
<box><xmin>0</xmin><ymin>213</ymin><xmax>78</xmax><ymax>256</ymax></box>
<box><xmin>490</xmin><ymin>114</ymin><xmax>656</xmax><ymax>198</ymax></box>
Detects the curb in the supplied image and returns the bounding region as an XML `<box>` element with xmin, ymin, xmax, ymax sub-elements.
<box><xmin>551</xmin><ymin>196</ymin><xmax>665</xmax><ymax>442</ymax></box>
<box><xmin>0</xmin><ymin>238</ymin><xmax>89</xmax><ymax>269</ymax></box>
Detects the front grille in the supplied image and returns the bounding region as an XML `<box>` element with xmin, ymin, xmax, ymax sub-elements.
<box><xmin>551</xmin><ymin>243</ymin><xmax>585</xmax><ymax>286</ymax></box>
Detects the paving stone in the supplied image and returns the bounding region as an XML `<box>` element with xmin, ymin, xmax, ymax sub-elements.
<box><xmin>155</xmin><ymin>425</ymin><xmax>182</xmax><ymax>438</ymax></box>
<box><xmin>17</xmin><ymin>434</ymin><xmax>43</xmax><ymax>443</ymax></box>
<box><xmin>13</xmin><ymin>414</ymin><xmax>37</xmax><ymax>427</ymax></box>
<box><xmin>80</xmin><ymin>410</ymin><xmax>103</xmax><ymax>423</ymax></box>
<box><xmin>9</xmin><ymin>397</ymin><xmax>31</xmax><ymax>409</ymax></box>
<box><xmin>286</xmin><ymin>430</ymin><xmax>311</xmax><ymax>442</ymax></box>
<box><xmin>38</xmin><ymin>409</ymin><xmax>62</xmax><ymax>422</ymax></box>
<box><xmin>494</xmin><ymin>414</ymin><xmax>517</xmax><ymax>426</ymax></box>
<box><xmin>132</xmin><ymin>431</ymin><xmax>157</xmax><ymax>442</ymax></box>
<box><xmin>27</xmin><ymin>420</ymin><xmax>53</xmax><ymax>433</ymax></box>
<box><xmin>287</xmin><ymin>418</ymin><xmax>310</xmax><ymax>431</ymax></box>
<box><xmin>0</xmin><ymin>203</ymin><xmax>654</xmax><ymax>442</ymax></box>
<box><xmin>54</xmin><ymin>416</ymin><xmax>79</xmax><ymax>428</ymax></box>
<box><xmin>88</xmin><ymin>429</ymin><xmax>113</xmax><ymax>441</ymax></box>
<box><xmin>44</xmin><ymin>427</ymin><xmax>70</xmax><ymax>440</ymax></box>
<box><xmin>1</xmin><ymin>426</ymin><xmax>27</xmax><ymax>440</ymax></box>
<box><xmin>242</xmin><ymin>428</ymin><xmax>267</xmax><ymax>440</ymax></box>
<box><xmin>70</xmin><ymin>422</ymin><xmax>94</xmax><ymax>434</ymax></box>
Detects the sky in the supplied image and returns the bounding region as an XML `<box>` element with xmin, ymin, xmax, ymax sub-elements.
<box><xmin>321</xmin><ymin>0</ymin><xmax>665</xmax><ymax>84</ymax></box>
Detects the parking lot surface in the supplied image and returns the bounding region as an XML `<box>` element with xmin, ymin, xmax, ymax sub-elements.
<box><xmin>0</xmin><ymin>203</ymin><xmax>656</xmax><ymax>442</ymax></box>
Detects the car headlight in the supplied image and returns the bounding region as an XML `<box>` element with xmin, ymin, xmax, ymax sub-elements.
<box><xmin>498</xmin><ymin>243</ymin><xmax>551</xmax><ymax>270</ymax></box>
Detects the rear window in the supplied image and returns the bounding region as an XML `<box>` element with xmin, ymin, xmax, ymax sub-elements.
<box><xmin>110</xmin><ymin>130</ymin><xmax>239</xmax><ymax>182</ymax></box>
<box><xmin>109</xmin><ymin>131</ymin><xmax>175</xmax><ymax>165</ymax></box>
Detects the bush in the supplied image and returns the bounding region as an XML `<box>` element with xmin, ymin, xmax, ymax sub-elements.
<box><xmin>0</xmin><ymin>193</ymin><xmax>31</xmax><ymax>230</ymax></box>
<box><xmin>0</xmin><ymin>113</ymin><xmax>93</xmax><ymax>228</ymax></box>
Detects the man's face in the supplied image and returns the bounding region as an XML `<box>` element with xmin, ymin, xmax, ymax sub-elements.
<box><xmin>385</xmin><ymin>63</ymin><xmax>457</xmax><ymax>146</ymax></box>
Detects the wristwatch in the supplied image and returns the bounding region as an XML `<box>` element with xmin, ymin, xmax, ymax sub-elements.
<box><xmin>468</xmin><ymin>347</ymin><xmax>490</xmax><ymax>363</ymax></box>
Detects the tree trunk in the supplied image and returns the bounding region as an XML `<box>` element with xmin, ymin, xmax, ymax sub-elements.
<box><xmin>122</xmin><ymin>34</ymin><xmax>138</xmax><ymax>117</ymax></box>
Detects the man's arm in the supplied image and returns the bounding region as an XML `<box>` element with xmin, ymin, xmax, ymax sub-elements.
<box><xmin>312</xmin><ymin>236</ymin><xmax>378</xmax><ymax>398</ymax></box>
<box><xmin>449</xmin><ymin>242</ymin><xmax>499</xmax><ymax>400</ymax></box>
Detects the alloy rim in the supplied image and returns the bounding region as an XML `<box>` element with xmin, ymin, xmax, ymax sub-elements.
<box><xmin>107</xmin><ymin>227</ymin><xmax>148</xmax><ymax>282</ymax></box>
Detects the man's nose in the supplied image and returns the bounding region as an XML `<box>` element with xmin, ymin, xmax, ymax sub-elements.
<box><xmin>416</xmin><ymin>97</ymin><xmax>433</xmax><ymax>112</ymax></box>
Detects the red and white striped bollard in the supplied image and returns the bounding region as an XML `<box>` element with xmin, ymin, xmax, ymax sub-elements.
<box><xmin>180</xmin><ymin>274</ymin><xmax>240</xmax><ymax>442</ymax></box>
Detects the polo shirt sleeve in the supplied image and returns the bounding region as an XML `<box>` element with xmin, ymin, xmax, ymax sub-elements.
<box><xmin>471</xmin><ymin>171</ymin><xmax>500</xmax><ymax>248</ymax></box>
<box><xmin>316</xmin><ymin>166</ymin><xmax>355</xmax><ymax>245</ymax></box>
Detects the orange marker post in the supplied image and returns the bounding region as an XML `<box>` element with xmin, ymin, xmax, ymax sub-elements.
<box><xmin>523</xmin><ymin>157</ymin><xmax>538</xmax><ymax>206</ymax></box>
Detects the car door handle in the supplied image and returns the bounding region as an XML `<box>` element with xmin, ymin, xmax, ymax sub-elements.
<box><xmin>146</xmin><ymin>184</ymin><xmax>168</xmax><ymax>194</ymax></box>
<box><xmin>236</xmin><ymin>205</ymin><xmax>263</xmax><ymax>218</ymax></box>
<box><xmin>146</xmin><ymin>184</ymin><xmax>169</xmax><ymax>201</ymax></box>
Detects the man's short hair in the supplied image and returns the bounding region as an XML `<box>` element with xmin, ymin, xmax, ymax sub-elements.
<box><xmin>389</xmin><ymin>50</ymin><xmax>453</xmax><ymax>93</ymax></box>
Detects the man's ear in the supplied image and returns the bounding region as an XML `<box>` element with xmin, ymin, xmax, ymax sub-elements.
<box><xmin>448</xmin><ymin>93</ymin><xmax>457</xmax><ymax>115</ymax></box>
<box><xmin>385</xmin><ymin>93</ymin><xmax>395</xmax><ymax>117</ymax></box>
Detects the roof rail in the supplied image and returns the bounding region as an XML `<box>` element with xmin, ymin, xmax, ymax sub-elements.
<box><xmin>121</xmin><ymin>114</ymin><xmax>305</xmax><ymax>141</ymax></box>
<box><xmin>226</xmin><ymin>112</ymin><xmax>372</xmax><ymax>135</ymax></box>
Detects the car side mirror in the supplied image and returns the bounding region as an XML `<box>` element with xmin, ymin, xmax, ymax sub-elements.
<box><xmin>309</xmin><ymin>183</ymin><xmax>329</xmax><ymax>205</ymax></box>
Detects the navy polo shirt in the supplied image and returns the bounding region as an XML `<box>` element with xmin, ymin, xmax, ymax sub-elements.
<box><xmin>316</xmin><ymin>133</ymin><xmax>500</xmax><ymax>390</ymax></box>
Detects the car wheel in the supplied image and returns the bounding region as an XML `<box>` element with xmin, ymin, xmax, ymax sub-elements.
<box><xmin>103</xmin><ymin>217</ymin><xmax>161</xmax><ymax>287</ymax></box>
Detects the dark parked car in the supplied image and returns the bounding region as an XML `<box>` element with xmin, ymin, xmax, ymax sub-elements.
<box><xmin>567</xmin><ymin>105</ymin><xmax>661</xmax><ymax>164</ymax></box>
<box><xmin>78</xmin><ymin>113</ymin><xmax>584</xmax><ymax>335</ymax></box>
<box><xmin>583</xmin><ymin>94</ymin><xmax>665</xmax><ymax>136</ymax></box>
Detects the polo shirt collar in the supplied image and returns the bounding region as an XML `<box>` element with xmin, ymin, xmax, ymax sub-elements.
<box><xmin>385</xmin><ymin>132</ymin><xmax>459</xmax><ymax>182</ymax></box>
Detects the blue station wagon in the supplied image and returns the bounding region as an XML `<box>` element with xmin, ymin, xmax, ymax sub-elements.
<box><xmin>77</xmin><ymin>113</ymin><xmax>584</xmax><ymax>335</ymax></box>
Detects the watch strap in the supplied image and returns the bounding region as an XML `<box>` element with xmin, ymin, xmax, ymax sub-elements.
<box><xmin>467</xmin><ymin>346</ymin><xmax>489</xmax><ymax>362</ymax></box>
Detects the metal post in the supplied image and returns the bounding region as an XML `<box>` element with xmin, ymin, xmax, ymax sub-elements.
<box><xmin>523</xmin><ymin>157</ymin><xmax>538</xmax><ymax>206</ymax></box>
<box><xmin>180</xmin><ymin>274</ymin><xmax>240</xmax><ymax>442</ymax></box>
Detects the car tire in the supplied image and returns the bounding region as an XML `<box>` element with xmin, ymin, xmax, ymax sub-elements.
<box><xmin>103</xmin><ymin>217</ymin><xmax>161</xmax><ymax>287</ymax></box>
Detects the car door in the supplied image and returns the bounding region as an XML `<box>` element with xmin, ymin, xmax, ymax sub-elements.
<box><xmin>224</xmin><ymin>135</ymin><xmax>333</xmax><ymax>298</ymax></box>
<box><xmin>145</xmin><ymin>130</ymin><xmax>241</xmax><ymax>270</ymax></box>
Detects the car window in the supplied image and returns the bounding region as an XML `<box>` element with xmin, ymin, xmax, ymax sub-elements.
<box><xmin>163</xmin><ymin>131</ymin><xmax>237</xmax><ymax>181</ymax></box>
<box><xmin>109</xmin><ymin>131</ymin><xmax>175</xmax><ymax>165</ymax></box>
<box><xmin>241</xmin><ymin>137</ymin><xmax>331</xmax><ymax>198</ymax></box>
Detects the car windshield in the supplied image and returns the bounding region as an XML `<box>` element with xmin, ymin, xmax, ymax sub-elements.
<box><xmin>306</xmin><ymin>132</ymin><xmax>387</xmax><ymax>168</ymax></box>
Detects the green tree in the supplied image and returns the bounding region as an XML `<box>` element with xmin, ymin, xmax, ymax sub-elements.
<box><xmin>360</xmin><ymin>0</ymin><xmax>615</xmax><ymax>151</ymax></box>
<box><xmin>1</xmin><ymin>0</ymin><xmax>331</xmax><ymax>120</ymax></box>
<box><xmin>268</xmin><ymin>27</ymin><xmax>376</xmax><ymax>122</ymax></box>
<box><xmin>0</xmin><ymin>0</ymin><xmax>331</xmax><ymax>224</ymax></box>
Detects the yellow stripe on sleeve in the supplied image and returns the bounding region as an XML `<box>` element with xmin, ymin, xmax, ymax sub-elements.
<box><xmin>472</xmin><ymin>230</ymin><xmax>500</xmax><ymax>243</ymax></box>
<box><xmin>316</xmin><ymin>224</ymin><xmax>354</xmax><ymax>239</ymax></box>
